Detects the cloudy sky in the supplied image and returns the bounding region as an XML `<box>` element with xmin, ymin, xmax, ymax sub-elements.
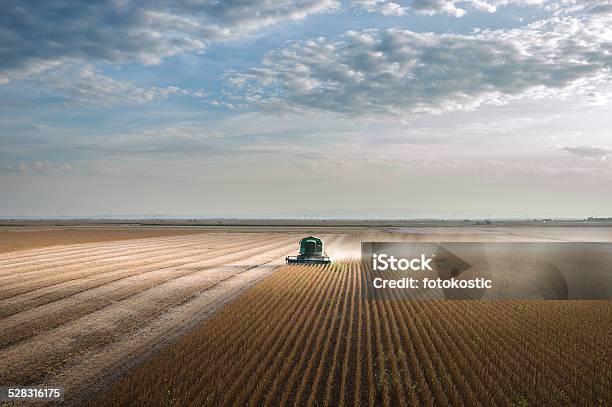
<box><xmin>1</xmin><ymin>0</ymin><xmax>611</xmax><ymax>218</ymax></box>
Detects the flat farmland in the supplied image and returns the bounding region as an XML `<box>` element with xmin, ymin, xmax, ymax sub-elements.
<box><xmin>0</xmin><ymin>229</ymin><xmax>350</xmax><ymax>404</ymax></box>
<box><xmin>1</xmin><ymin>226</ymin><xmax>611</xmax><ymax>405</ymax></box>
<box><xmin>93</xmin><ymin>262</ymin><xmax>611</xmax><ymax>406</ymax></box>
<box><xmin>0</xmin><ymin>227</ymin><xmax>213</xmax><ymax>254</ymax></box>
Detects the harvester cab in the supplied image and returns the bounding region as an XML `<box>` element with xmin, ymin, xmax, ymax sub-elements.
<box><xmin>286</xmin><ymin>236</ymin><xmax>331</xmax><ymax>265</ymax></box>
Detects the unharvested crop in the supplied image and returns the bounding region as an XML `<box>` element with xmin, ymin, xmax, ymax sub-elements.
<box><xmin>93</xmin><ymin>260</ymin><xmax>612</xmax><ymax>406</ymax></box>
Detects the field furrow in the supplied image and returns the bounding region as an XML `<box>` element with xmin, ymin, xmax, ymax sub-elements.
<box><xmin>0</xmin><ymin>233</ymin><xmax>267</xmax><ymax>291</ymax></box>
<box><xmin>0</xmin><ymin>234</ymin><xmax>293</xmax><ymax>319</ymax></box>
<box><xmin>90</xmin><ymin>256</ymin><xmax>611</xmax><ymax>407</ymax></box>
<box><xmin>0</xmin><ymin>231</ymin><xmax>326</xmax><ymax>405</ymax></box>
<box><xmin>2</xmin><ymin>228</ymin><xmax>610</xmax><ymax>406</ymax></box>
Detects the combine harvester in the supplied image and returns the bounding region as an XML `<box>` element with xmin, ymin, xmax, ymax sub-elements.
<box><xmin>286</xmin><ymin>236</ymin><xmax>331</xmax><ymax>265</ymax></box>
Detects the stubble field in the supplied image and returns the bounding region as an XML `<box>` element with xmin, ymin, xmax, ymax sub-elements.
<box><xmin>0</xmin><ymin>226</ymin><xmax>610</xmax><ymax>406</ymax></box>
<box><xmin>0</xmin><ymin>229</ymin><xmax>345</xmax><ymax>404</ymax></box>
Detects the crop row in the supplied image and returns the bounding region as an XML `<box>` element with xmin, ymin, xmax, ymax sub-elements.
<box><xmin>92</xmin><ymin>259</ymin><xmax>611</xmax><ymax>406</ymax></box>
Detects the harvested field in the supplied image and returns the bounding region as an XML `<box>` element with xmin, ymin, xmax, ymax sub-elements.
<box><xmin>93</xmin><ymin>261</ymin><xmax>612</xmax><ymax>406</ymax></box>
<box><xmin>1</xmin><ymin>226</ymin><xmax>611</xmax><ymax>406</ymax></box>
<box><xmin>0</xmin><ymin>227</ymin><xmax>213</xmax><ymax>254</ymax></box>
<box><xmin>0</xmin><ymin>231</ymin><xmax>349</xmax><ymax>404</ymax></box>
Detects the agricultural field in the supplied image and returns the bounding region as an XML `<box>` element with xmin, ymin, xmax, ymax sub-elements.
<box><xmin>93</xmin><ymin>260</ymin><xmax>611</xmax><ymax>406</ymax></box>
<box><xmin>0</xmin><ymin>226</ymin><xmax>610</xmax><ymax>405</ymax></box>
<box><xmin>0</xmin><ymin>229</ymin><xmax>346</xmax><ymax>404</ymax></box>
<box><xmin>0</xmin><ymin>227</ymin><xmax>211</xmax><ymax>254</ymax></box>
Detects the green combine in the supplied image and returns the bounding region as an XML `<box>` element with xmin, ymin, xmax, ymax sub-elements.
<box><xmin>286</xmin><ymin>236</ymin><xmax>331</xmax><ymax>265</ymax></box>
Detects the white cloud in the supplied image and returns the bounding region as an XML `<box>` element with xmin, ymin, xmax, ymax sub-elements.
<box><xmin>350</xmin><ymin>0</ymin><xmax>408</xmax><ymax>16</ymax></box>
<box><xmin>482</xmin><ymin>159</ymin><xmax>610</xmax><ymax>178</ymax></box>
<box><xmin>0</xmin><ymin>59</ymin><xmax>64</xmax><ymax>86</ymax></box>
<box><xmin>2</xmin><ymin>162</ymin><xmax>74</xmax><ymax>173</ymax></box>
<box><xmin>411</xmin><ymin>0</ymin><xmax>467</xmax><ymax>16</ymax></box>
<box><xmin>0</xmin><ymin>0</ymin><xmax>340</xmax><ymax>84</ymax></box>
<box><xmin>562</xmin><ymin>146</ymin><xmax>611</xmax><ymax>161</ymax></box>
<box><xmin>353</xmin><ymin>0</ymin><xmax>549</xmax><ymax>17</ymax></box>
<box><xmin>225</xmin><ymin>8</ymin><xmax>612</xmax><ymax>116</ymax></box>
<box><xmin>411</xmin><ymin>0</ymin><xmax>546</xmax><ymax>16</ymax></box>
<box><xmin>26</xmin><ymin>65</ymin><xmax>200</xmax><ymax>106</ymax></box>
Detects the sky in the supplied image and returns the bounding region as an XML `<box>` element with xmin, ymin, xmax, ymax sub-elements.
<box><xmin>1</xmin><ymin>0</ymin><xmax>611</xmax><ymax>219</ymax></box>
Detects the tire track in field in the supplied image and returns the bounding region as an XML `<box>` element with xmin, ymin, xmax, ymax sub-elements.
<box><xmin>0</xmin><ymin>234</ymin><xmax>188</xmax><ymax>263</ymax></box>
<box><xmin>0</xmin><ymin>233</ymin><xmax>293</xmax><ymax>321</ymax></box>
<box><xmin>0</xmin><ymin>232</ymin><xmax>288</xmax><ymax>282</ymax></box>
<box><xmin>0</xmin><ymin>234</ymin><xmax>268</xmax><ymax>300</ymax></box>
<box><xmin>0</xmin><ymin>232</ymin><xmax>277</xmax><ymax>279</ymax></box>
<box><xmin>54</xmin><ymin>258</ymin><xmax>289</xmax><ymax>406</ymax></box>
<box><xmin>0</xmin><ymin>237</ymin><xmax>299</xmax><ymax>388</ymax></box>
<box><xmin>0</xmin><ymin>233</ymin><xmax>267</xmax><ymax>297</ymax></box>
<box><xmin>0</xmin><ymin>234</ymin><xmax>270</xmax><ymax>317</ymax></box>
<box><xmin>0</xmin><ymin>229</ymin><xmax>227</xmax><ymax>262</ymax></box>
<box><xmin>0</xmin><ymin>237</ymin><xmax>211</xmax><ymax>279</ymax></box>
<box><xmin>0</xmin><ymin>233</ymin><xmax>212</xmax><ymax>269</ymax></box>
<box><xmin>0</xmin><ymin>233</ymin><xmax>242</xmax><ymax>278</ymax></box>
<box><xmin>0</xmin><ymin>235</ymin><xmax>297</xmax><ymax>348</ymax></box>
